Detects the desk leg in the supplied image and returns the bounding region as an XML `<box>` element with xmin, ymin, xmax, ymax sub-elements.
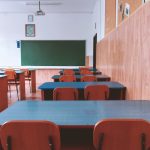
<box><xmin>41</xmin><ymin>90</ymin><xmax>53</xmax><ymax>100</ymax></box>
<box><xmin>19</xmin><ymin>73</ymin><xmax>25</xmax><ymax>100</ymax></box>
<box><xmin>121</xmin><ymin>88</ymin><xmax>126</xmax><ymax>99</ymax></box>
<box><xmin>0</xmin><ymin>76</ymin><xmax>8</xmax><ymax>111</ymax></box>
<box><xmin>31</xmin><ymin>70</ymin><xmax>36</xmax><ymax>93</ymax></box>
<box><xmin>41</xmin><ymin>91</ymin><xmax>45</xmax><ymax>100</ymax></box>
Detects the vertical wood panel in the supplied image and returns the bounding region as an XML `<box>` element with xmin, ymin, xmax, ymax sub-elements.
<box><xmin>105</xmin><ymin>0</ymin><xmax>116</xmax><ymax>34</ymax></box>
<box><xmin>97</xmin><ymin>2</ymin><xmax>150</xmax><ymax>100</ymax></box>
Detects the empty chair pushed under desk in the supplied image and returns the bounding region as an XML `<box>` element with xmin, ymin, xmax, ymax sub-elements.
<box><xmin>0</xmin><ymin>120</ymin><xmax>61</xmax><ymax>150</ymax></box>
<box><xmin>80</xmin><ymin>75</ymin><xmax>97</xmax><ymax>82</ymax></box>
<box><xmin>84</xmin><ymin>85</ymin><xmax>109</xmax><ymax>100</ymax></box>
<box><xmin>59</xmin><ymin>75</ymin><xmax>76</xmax><ymax>82</ymax></box>
<box><xmin>53</xmin><ymin>87</ymin><xmax>78</xmax><ymax>100</ymax></box>
<box><xmin>63</xmin><ymin>69</ymin><xmax>74</xmax><ymax>75</ymax></box>
<box><xmin>93</xmin><ymin>119</ymin><xmax>150</xmax><ymax>150</ymax></box>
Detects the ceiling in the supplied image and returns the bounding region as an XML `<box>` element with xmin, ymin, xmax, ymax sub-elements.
<box><xmin>0</xmin><ymin>0</ymin><xmax>98</xmax><ymax>14</ymax></box>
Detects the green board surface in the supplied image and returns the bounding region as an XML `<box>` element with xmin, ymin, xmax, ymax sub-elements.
<box><xmin>21</xmin><ymin>40</ymin><xmax>85</xmax><ymax>66</ymax></box>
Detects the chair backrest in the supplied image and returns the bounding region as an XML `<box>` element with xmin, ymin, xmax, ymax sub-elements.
<box><xmin>59</xmin><ymin>75</ymin><xmax>76</xmax><ymax>82</ymax></box>
<box><xmin>84</xmin><ymin>85</ymin><xmax>109</xmax><ymax>100</ymax></box>
<box><xmin>79</xmin><ymin>67</ymin><xmax>89</xmax><ymax>71</ymax></box>
<box><xmin>80</xmin><ymin>75</ymin><xmax>97</xmax><ymax>82</ymax></box>
<box><xmin>5</xmin><ymin>69</ymin><xmax>16</xmax><ymax>80</ymax></box>
<box><xmin>63</xmin><ymin>69</ymin><xmax>74</xmax><ymax>75</ymax></box>
<box><xmin>53</xmin><ymin>87</ymin><xmax>78</xmax><ymax>100</ymax></box>
<box><xmin>21</xmin><ymin>69</ymin><xmax>31</xmax><ymax>78</ymax></box>
<box><xmin>93</xmin><ymin>119</ymin><xmax>150</xmax><ymax>150</ymax></box>
<box><xmin>0</xmin><ymin>120</ymin><xmax>61</xmax><ymax>150</ymax></box>
<box><xmin>80</xmin><ymin>70</ymin><xmax>93</xmax><ymax>75</ymax></box>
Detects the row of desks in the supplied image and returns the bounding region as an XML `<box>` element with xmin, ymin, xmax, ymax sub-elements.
<box><xmin>0</xmin><ymin>100</ymin><xmax>149</xmax><ymax>149</ymax></box>
<box><xmin>1</xmin><ymin>100</ymin><xmax>149</xmax><ymax>127</ymax></box>
<box><xmin>39</xmin><ymin>81</ymin><xmax>126</xmax><ymax>100</ymax></box>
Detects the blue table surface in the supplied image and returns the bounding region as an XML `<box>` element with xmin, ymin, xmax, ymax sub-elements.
<box><xmin>0</xmin><ymin>100</ymin><xmax>150</xmax><ymax>126</ymax></box>
<box><xmin>52</xmin><ymin>74</ymin><xmax>110</xmax><ymax>79</ymax></box>
<box><xmin>38</xmin><ymin>81</ymin><xmax>126</xmax><ymax>90</ymax></box>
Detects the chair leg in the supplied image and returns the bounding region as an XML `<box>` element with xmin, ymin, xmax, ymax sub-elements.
<box><xmin>28</xmin><ymin>78</ymin><xmax>31</xmax><ymax>93</ymax></box>
<box><xmin>8</xmin><ymin>84</ymin><xmax>11</xmax><ymax>98</ymax></box>
<box><xmin>7</xmin><ymin>136</ymin><xmax>11</xmax><ymax>150</ymax></box>
<box><xmin>15</xmin><ymin>81</ymin><xmax>19</xmax><ymax>100</ymax></box>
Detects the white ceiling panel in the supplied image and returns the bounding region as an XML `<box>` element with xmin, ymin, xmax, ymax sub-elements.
<box><xmin>0</xmin><ymin>0</ymin><xmax>98</xmax><ymax>14</ymax></box>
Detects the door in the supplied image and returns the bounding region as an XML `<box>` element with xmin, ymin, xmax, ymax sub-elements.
<box><xmin>93</xmin><ymin>33</ymin><xmax>97</xmax><ymax>69</ymax></box>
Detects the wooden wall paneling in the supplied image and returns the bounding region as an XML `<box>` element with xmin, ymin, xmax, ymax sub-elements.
<box><xmin>36</xmin><ymin>69</ymin><xmax>60</xmax><ymax>85</ymax></box>
<box><xmin>141</xmin><ymin>3</ymin><xmax>150</xmax><ymax>99</ymax></box>
<box><xmin>86</xmin><ymin>56</ymin><xmax>90</xmax><ymax>67</ymax></box>
<box><xmin>105</xmin><ymin>0</ymin><xmax>116</xmax><ymax>35</ymax></box>
<box><xmin>96</xmin><ymin>2</ymin><xmax>150</xmax><ymax>100</ymax></box>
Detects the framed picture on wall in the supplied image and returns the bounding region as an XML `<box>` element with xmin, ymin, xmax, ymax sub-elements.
<box><xmin>28</xmin><ymin>15</ymin><xmax>34</xmax><ymax>22</ymax></box>
<box><xmin>25</xmin><ymin>24</ymin><xmax>35</xmax><ymax>37</ymax></box>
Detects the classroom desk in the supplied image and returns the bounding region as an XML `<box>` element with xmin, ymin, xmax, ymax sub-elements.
<box><xmin>52</xmin><ymin>74</ymin><xmax>111</xmax><ymax>82</ymax></box>
<box><xmin>0</xmin><ymin>70</ymin><xmax>25</xmax><ymax>100</ymax></box>
<box><xmin>0</xmin><ymin>100</ymin><xmax>150</xmax><ymax>149</ymax></box>
<box><xmin>59</xmin><ymin>70</ymin><xmax>101</xmax><ymax>75</ymax></box>
<box><xmin>38</xmin><ymin>81</ymin><xmax>126</xmax><ymax>100</ymax></box>
<box><xmin>0</xmin><ymin>75</ymin><xmax>8</xmax><ymax>111</ymax></box>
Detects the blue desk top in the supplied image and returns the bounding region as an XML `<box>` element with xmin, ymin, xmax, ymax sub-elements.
<box><xmin>62</xmin><ymin>68</ymin><xmax>97</xmax><ymax>71</ymax></box>
<box><xmin>0</xmin><ymin>100</ymin><xmax>150</xmax><ymax>126</ymax></box>
<box><xmin>38</xmin><ymin>81</ymin><xmax>126</xmax><ymax>90</ymax></box>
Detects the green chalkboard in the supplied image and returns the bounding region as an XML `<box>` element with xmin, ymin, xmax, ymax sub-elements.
<box><xmin>21</xmin><ymin>40</ymin><xmax>85</xmax><ymax>66</ymax></box>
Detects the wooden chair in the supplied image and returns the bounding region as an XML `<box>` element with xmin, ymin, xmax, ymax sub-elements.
<box><xmin>5</xmin><ymin>69</ymin><xmax>19</xmax><ymax>100</ymax></box>
<box><xmin>63</xmin><ymin>69</ymin><xmax>74</xmax><ymax>75</ymax></box>
<box><xmin>93</xmin><ymin>119</ymin><xmax>150</xmax><ymax>150</ymax></box>
<box><xmin>80</xmin><ymin>75</ymin><xmax>97</xmax><ymax>82</ymax></box>
<box><xmin>79</xmin><ymin>67</ymin><xmax>89</xmax><ymax>71</ymax></box>
<box><xmin>53</xmin><ymin>87</ymin><xmax>78</xmax><ymax>100</ymax></box>
<box><xmin>0</xmin><ymin>120</ymin><xmax>61</xmax><ymax>150</ymax></box>
<box><xmin>80</xmin><ymin>70</ymin><xmax>93</xmax><ymax>75</ymax></box>
<box><xmin>21</xmin><ymin>69</ymin><xmax>31</xmax><ymax>92</ymax></box>
<box><xmin>84</xmin><ymin>85</ymin><xmax>109</xmax><ymax>100</ymax></box>
<box><xmin>59</xmin><ymin>75</ymin><xmax>76</xmax><ymax>82</ymax></box>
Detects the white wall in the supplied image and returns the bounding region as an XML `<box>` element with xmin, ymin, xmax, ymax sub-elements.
<box><xmin>88</xmin><ymin>0</ymin><xmax>105</xmax><ymax>66</ymax></box>
<box><xmin>92</xmin><ymin>0</ymin><xmax>105</xmax><ymax>41</ymax></box>
<box><xmin>0</xmin><ymin>13</ymin><xmax>93</xmax><ymax>67</ymax></box>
